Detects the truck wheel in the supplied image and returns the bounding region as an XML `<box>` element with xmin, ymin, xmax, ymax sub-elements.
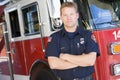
<box><xmin>35</xmin><ymin>68</ymin><xmax>57</xmax><ymax>80</ymax></box>
<box><xmin>30</xmin><ymin>63</ymin><xmax>58</xmax><ymax>80</ymax></box>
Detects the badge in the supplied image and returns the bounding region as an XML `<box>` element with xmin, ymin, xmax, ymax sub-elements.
<box><xmin>80</xmin><ymin>38</ymin><xmax>84</xmax><ymax>44</ymax></box>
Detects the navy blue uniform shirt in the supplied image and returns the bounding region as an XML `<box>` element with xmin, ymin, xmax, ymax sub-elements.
<box><xmin>45</xmin><ymin>27</ymin><xmax>100</xmax><ymax>80</ymax></box>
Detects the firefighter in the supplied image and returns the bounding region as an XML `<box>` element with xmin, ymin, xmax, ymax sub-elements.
<box><xmin>45</xmin><ymin>2</ymin><xmax>99</xmax><ymax>80</ymax></box>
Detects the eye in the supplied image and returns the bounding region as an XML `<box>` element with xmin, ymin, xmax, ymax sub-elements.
<box><xmin>62</xmin><ymin>14</ymin><xmax>67</xmax><ymax>17</ymax></box>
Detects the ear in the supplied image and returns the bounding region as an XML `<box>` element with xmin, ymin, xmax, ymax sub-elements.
<box><xmin>76</xmin><ymin>12</ymin><xmax>79</xmax><ymax>19</ymax></box>
<box><xmin>60</xmin><ymin>15</ymin><xmax>63</xmax><ymax>22</ymax></box>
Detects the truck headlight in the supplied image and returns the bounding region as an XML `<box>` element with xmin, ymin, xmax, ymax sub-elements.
<box><xmin>110</xmin><ymin>42</ymin><xmax>120</xmax><ymax>54</ymax></box>
<box><xmin>113</xmin><ymin>64</ymin><xmax>120</xmax><ymax>76</ymax></box>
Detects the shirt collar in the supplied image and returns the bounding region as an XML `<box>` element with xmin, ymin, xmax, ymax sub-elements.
<box><xmin>61</xmin><ymin>26</ymin><xmax>85</xmax><ymax>37</ymax></box>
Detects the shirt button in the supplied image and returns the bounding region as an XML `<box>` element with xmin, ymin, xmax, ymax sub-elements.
<box><xmin>73</xmin><ymin>78</ymin><xmax>79</xmax><ymax>80</ymax></box>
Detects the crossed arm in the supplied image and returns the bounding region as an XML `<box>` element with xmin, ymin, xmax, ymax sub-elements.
<box><xmin>48</xmin><ymin>52</ymin><xmax>97</xmax><ymax>70</ymax></box>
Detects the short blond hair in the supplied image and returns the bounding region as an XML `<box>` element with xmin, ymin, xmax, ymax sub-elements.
<box><xmin>60</xmin><ymin>2</ymin><xmax>78</xmax><ymax>15</ymax></box>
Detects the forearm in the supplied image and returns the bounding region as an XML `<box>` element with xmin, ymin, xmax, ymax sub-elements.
<box><xmin>48</xmin><ymin>57</ymin><xmax>78</xmax><ymax>70</ymax></box>
<box><xmin>60</xmin><ymin>52</ymin><xmax>97</xmax><ymax>67</ymax></box>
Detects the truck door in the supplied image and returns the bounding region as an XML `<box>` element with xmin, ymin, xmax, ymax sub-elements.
<box><xmin>20</xmin><ymin>2</ymin><xmax>45</xmax><ymax>74</ymax></box>
<box><xmin>7</xmin><ymin>9</ymin><xmax>28</xmax><ymax>76</ymax></box>
<box><xmin>76</xmin><ymin>0</ymin><xmax>120</xmax><ymax>80</ymax></box>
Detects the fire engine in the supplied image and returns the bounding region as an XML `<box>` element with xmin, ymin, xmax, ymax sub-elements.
<box><xmin>0</xmin><ymin>0</ymin><xmax>120</xmax><ymax>80</ymax></box>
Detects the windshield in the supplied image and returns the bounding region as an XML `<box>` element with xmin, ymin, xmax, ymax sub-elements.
<box><xmin>88</xmin><ymin>0</ymin><xmax>120</xmax><ymax>29</ymax></box>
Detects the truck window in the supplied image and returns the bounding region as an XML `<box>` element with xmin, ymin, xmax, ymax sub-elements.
<box><xmin>88</xmin><ymin>0</ymin><xmax>120</xmax><ymax>30</ymax></box>
<box><xmin>22</xmin><ymin>3</ymin><xmax>40</xmax><ymax>36</ymax></box>
<box><xmin>112</xmin><ymin>0</ymin><xmax>120</xmax><ymax>19</ymax></box>
<box><xmin>74</xmin><ymin>0</ymin><xmax>89</xmax><ymax>29</ymax></box>
<box><xmin>9</xmin><ymin>10</ymin><xmax>21</xmax><ymax>38</ymax></box>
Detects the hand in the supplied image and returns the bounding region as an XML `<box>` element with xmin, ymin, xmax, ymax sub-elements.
<box><xmin>60</xmin><ymin>53</ymin><xmax>69</xmax><ymax>60</ymax></box>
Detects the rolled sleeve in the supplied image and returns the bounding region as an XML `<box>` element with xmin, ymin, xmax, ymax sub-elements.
<box><xmin>85</xmin><ymin>31</ymin><xmax>100</xmax><ymax>56</ymax></box>
<box><xmin>45</xmin><ymin>33</ymin><xmax>60</xmax><ymax>58</ymax></box>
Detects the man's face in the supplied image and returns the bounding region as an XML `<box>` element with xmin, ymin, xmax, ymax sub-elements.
<box><xmin>60</xmin><ymin>7</ymin><xmax>79</xmax><ymax>28</ymax></box>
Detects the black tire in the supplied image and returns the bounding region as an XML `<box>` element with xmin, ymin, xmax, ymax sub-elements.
<box><xmin>30</xmin><ymin>63</ymin><xmax>58</xmax><ymax>80</ymax></box>
<box><xmin>35</xmin><ymin>68</ymin><xmax>58</xmax><ymax>80</ymax></box>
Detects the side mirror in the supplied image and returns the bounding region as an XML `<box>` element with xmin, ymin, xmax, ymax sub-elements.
<box><xmin>52</xmin><ymin>18</ymin><xmax>63</xmax><ymax>30</ymax></box>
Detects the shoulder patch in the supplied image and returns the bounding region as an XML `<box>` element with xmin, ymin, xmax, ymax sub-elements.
<box><xmin>48</xmin><ymin>37</ymin><xmax>52</xmax><ymax>42</ymax></box>
<box><xmin>91</xmin><ymin>34</ymin><xmax>97</xmax><ymax>43</ymax></box>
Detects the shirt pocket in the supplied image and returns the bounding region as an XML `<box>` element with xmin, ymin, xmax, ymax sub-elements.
<box><xmin>76</xmin><ymin>43</ymin><xmax>85</xmax><ymax>54</ymax></box>
<box><xmin>59</xmin><ymin>41</ymin><xmax>70</xmax><ymax>53</ymax></box>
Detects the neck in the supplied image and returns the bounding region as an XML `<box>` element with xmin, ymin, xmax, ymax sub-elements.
<box><xmin>64</xmin><ymin>25</ymin><xmax>77</xmax><ymax>32</ymax></box>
